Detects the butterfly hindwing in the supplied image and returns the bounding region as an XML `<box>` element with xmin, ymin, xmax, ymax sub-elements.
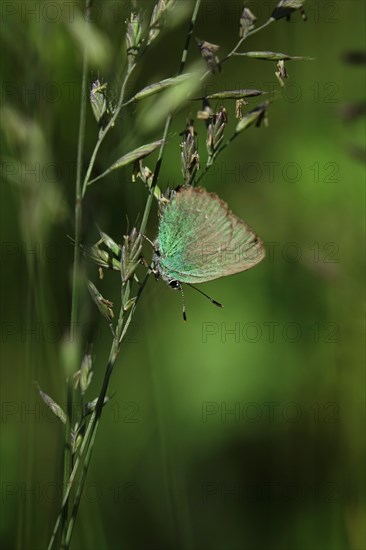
<box><xmin>156</xmin><ymin>187</ymin><xmax>265</xmax><ymax>283</ymax></box>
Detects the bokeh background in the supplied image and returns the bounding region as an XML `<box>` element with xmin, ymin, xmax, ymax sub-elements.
<box><xmin>1</xmin><ymin>1</ymin><xmax>365</xmax><ymax>549</ymax></box>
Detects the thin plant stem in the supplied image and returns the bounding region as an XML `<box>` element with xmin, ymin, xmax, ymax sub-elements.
<box><xmin>60</xmin><ymin>379</ymin><xmax>72</xmax><ymax>547</ymax></box>
<box><xmin>62</xmin><ymin>273</ymin><xmax>150</xmax><ymax>550</ymax></box>
<box><xmin>139</xmin><ymin>116</ymin><xmax>171</xmax><ymax>237</ymax></box>
<box><xmin>47</xmin><ymin>345</ymin><xmax>123</xmax><ymax>550</ymax></box>
<box><xmin>48</xmin><ymin>41</ymin><xmax>136</xmax><ymax>550</ymax></box>
<box><xmin>245</xmin><ymin>18</ymin><xmax>274</xmax><ymax>39</ymax></box>
<box><xmin>82</xmin><ymin>63</ymin><xmax>136</xmax><ymax>197</ymax></box>
<box><xmin>61</xmin><ymin>281</ymin><xmax>130</xmax><ymax>550</ymax></box>
<box><xmin>195</xmin><ymin>136</ymin><xmax>233</xmax><ymax>185</ymax></box>
<box><xmin>47</xmin><ymin>408</ymin><xmax>96</xmax><ymax>550</ymax></box>
<box><xmin>71</xmin><ymin>0</ymin><xmax>90</xmax><ymax>330</ymax></box>
<box><xmin>62</xmin><ymin>0</ymin><xmax>91</xmax><ymax>545</ymax></box>
<box><xmin>200</xmin><ymin>18</ymin><xmax>275</xmax><ymax>81</ymax></box>
<box><xmin>48</xmin><ymin>278</ymin><xmax>131</xmax><ymax>550</ymax></box>
<box><xmin>225</xmin><ymin>19</ymin><xmax>274</xmax><ymax>59</ymax></box>
<box><xmin>49</xmin><ymin>270</ymin><xmax>149</xmax><ymax>550</ymax></box>
<box><xmin>139</xmin><ymin>0</ymin><xmax>201</xmax><ymax>237</ymax></box>
<box><xmin>178</xmin><ymin>0</ymin><xmax>201</xmax><ymax>75</ymax></box>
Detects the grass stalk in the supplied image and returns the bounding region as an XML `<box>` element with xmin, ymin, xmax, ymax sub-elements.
<box><xmin>81</xmin><ymin>64</ymin><xmax>136</xmax><ymax>197</ymax></box>
<box><xmin>48</xmin><ymin>30</ymin><xmax>137</xmax><ymax>550</ymax></box>
<box><xmin>60</xmin><ymin>0</ymin><xmax>91</xmax><ymax>545</ymax></box>
<box><xmin>62</xmin><ymin>273</ymin><xmax>149</xmax><ymax>549</ymax></box>
<box><xmin>200</xmin><ymin>18</ymin><xmax>275</xmax><ymax>82</ymax></box>
<box><xmin>55</xmin><ymin>4</ymin><xmax>201</xmax><ymax>546</ymax></box>
<box><xmin>139</xmin><ymin>0</ymin><xmax>201</xmax><ymax>237</ymax></box>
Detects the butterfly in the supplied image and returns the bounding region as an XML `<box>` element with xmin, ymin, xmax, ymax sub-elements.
<box><xmin>152</xmin><ymin>186</ymin><xmax>265</xmax><ymax>318</ymax></box>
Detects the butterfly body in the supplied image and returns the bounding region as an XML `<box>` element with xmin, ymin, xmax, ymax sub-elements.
<box><xmin>153</xmin><ymin>187</ymin><xmax>265</xmax><ymax>287</ymax></box>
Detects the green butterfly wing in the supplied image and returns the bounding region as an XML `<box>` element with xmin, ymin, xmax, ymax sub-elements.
<box><xmin>156</xmin><ymin>187</ymin><xmax>265</xmax><ymax>283</ymax></box>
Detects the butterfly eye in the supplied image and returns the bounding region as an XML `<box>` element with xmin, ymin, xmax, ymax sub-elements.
<box><xmin>168</xmin><ymin>280</ymin><xmax>181</xmax><ymax>290</ymax></box>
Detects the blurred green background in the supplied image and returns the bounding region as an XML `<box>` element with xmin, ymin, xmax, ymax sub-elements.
<box><xmin>1</xmin><ymin>1</ymin><xmax>365</xmax><ymax>549</ymax></box>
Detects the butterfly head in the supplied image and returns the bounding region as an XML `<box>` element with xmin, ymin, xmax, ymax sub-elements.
<box><xmin>167</xmin><ymin>279</ymin><xmax>181</xmax><ymax>290</ymax></box>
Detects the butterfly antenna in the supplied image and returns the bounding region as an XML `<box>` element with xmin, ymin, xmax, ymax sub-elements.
<box><xmin>186</xmin><ymin>283</ymin><xmax>223</xmax><ymax>308</ymax></box>
<box><xmin>179</xmin><ymin>283</ymin><xmax>187</xmax><ymax>322</ymax></box>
